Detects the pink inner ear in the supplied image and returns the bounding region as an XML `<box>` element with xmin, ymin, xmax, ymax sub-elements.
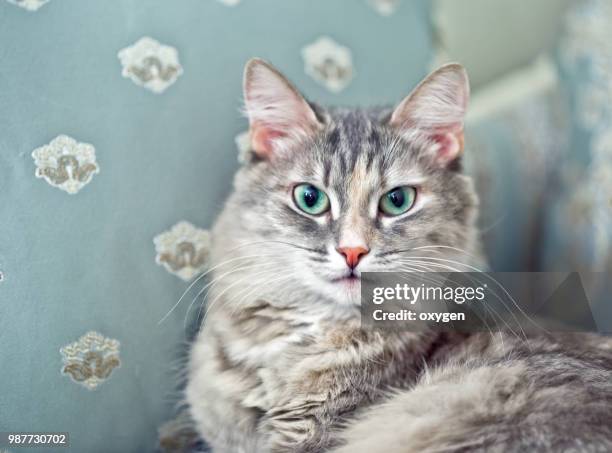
<box><xmin>251</xmin><ymin>124</ymin><xmax>286</xmax><ymax>157</ymax></box>
<box><xmin>432</xmin><ymin>131</ymin><xmax>464</xmax><ymax>165</ymax></box>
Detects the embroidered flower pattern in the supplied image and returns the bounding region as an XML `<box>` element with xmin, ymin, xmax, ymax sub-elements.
<box><xmin>367</xmin><ymin>0</ymin><xmax>401</xmax><ymax>16</ymax></box>
<box><xmin>32</xmin><ymin>135</ymin><xmax>99</xmax><ymax>194</ymax></box>
<box><xmin>60</xmin><ymin>331</ymin><xmax>121</xmax><ymax>390</ymax></box>
<box><xmin>235</xmin><ymin>130</ymin><xmax>251</xmax><ymax>164</ymax></box>
<box><xmin>154</xmin><ymin>221</ymin><xmax>211</xmax><ymax>281</ymax></box>
<box><xmin>118</xmin><ymin>37</ymin><xmax>183</xmax><ymax>94</ymax></box>
<box><xmin>302</xmin><ymin>37</ymin><xmax>353</xmax><ymax>93</ymax></box>
<box><xmin>6</xmin><ymin>0</ymin><xmax>49</xmax><ymax>11</ymax></box>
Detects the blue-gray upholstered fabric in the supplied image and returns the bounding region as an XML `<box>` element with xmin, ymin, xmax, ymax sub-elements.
<box><xmin>0</xmin><ymin>1</ymin><xmax>432</xmax><ymax>451</ymax></box>
<box><xmin>540</xmin><ymin>0</ymin><xmax>612</xmax><ymax>330</ymax></box>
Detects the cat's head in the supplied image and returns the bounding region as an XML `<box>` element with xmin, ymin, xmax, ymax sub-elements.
<box><xmin>213</xmin><ymin>59</ymin><xmax>480</xmax><ymax>309</ymax></box>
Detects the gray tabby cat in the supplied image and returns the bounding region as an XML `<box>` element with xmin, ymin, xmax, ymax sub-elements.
<box><xmin>186</xmin><ymin>59</ymin><xmax>612</xmax><ymax>452</ymax></box>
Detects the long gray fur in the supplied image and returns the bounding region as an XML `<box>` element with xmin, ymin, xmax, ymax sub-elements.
<box><xmin>185</xmin><ymin>60</ymin><xmax>612</xmax><ymax>453</ymax></box>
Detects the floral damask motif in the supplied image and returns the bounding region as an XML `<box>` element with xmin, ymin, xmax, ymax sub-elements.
<box><xmin>367</xmin><ymin>0</ymin><xmax>401</xmax><ymax>16</ymax></box>
<box><xmin>235</xmin><ymin>130</ymin><xmax>251</xmax><ymax>163</ymax></box>
<box><xmin>32</xmin><ymin>135</ymin><xmax>99</xmax><ymax>194</ymax></box>
<box><xmin>302</xmin><ymin>37</ymin><xmax>353</xmax><ymax>93</ymax></box>
<box><xmin>60</xmin><ymin>332</ymin><xmax>121</xmax><ymax>390</ymax></box>
<box><xmin>6</xmin><ymin>0</ymin><xmax>49</xmax><ymax>11</ymax></box>
<box><xmin>118</xmin><ymin>37</ymin><xmax>183</xmax><ymax>94</ymax></box>
<box><xmin>154</xmin><ymin>221</ymin><xmax>211</xmax><ymax>281</ymax></box>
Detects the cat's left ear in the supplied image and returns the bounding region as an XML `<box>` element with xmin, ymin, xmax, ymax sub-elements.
<box><xmin>390</xmin><ymin>63</ymin><xmax>469</xmax><ymax>166</ymax></box>
<box><xmin>243</xmin><ymin>58</ymin><xmax>322</xmax><ymax>158</ymax></box>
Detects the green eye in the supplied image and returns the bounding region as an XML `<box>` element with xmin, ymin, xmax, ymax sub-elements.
<box><xmin>293</xmin><ymin>184</ymin><xmax>330</xmax><ymax>215</ymax></box>
<box><xmin>379</xmin><ymin>186</ymin><xmax>417</xmax><ymax>216</ymax></box>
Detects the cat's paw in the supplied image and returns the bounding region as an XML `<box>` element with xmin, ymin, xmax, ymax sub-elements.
<box><xmin>261</xmin><ymin>411</ymin><xmax>318</xmax><ymax>453</ymax></box>
<box><xmin>243</xmin><ymin>368</ymin><xmax>284</xmax><ymax>411</ymax></box>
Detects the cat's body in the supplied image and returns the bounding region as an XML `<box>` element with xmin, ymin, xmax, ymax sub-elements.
<box><xmin>186</xmin><ymin>60</ymin><xmax>612</xmax><ymax>452</ymax></box>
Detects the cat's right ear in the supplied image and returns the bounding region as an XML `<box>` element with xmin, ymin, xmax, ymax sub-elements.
<box><xmin>243</xmin><ymin>58</ymin><xmax>322</xmax><ymax>159</ymax></box>
<box><xmin>390</xmin><ymin>63</ymin><xmax>469</xmax><ymax>167</ymax></box>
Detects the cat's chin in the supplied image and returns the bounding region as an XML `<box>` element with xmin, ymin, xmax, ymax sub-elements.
<box><xmin>315</xmin><ymin>275</ymin><xmax>362</xmax><ymax>306</ymax></box>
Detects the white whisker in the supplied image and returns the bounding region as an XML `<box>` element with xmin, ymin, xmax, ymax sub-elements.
<box><xmin>158</xmin><ymin>253</ymin><xmax>284</xmax><ymax>325</ymax></box>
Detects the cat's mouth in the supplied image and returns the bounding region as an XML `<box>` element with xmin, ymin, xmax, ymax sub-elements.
<box><xmin>331</xmin><ymin>271</ymin><xmax>361</xmax><ymax>284</ymax></box>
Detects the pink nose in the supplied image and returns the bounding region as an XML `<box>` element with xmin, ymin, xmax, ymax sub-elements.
<box><xmin>337</xmin><ymin>246</ymin><xmax>369</xmax><ymax>269</ymax></box>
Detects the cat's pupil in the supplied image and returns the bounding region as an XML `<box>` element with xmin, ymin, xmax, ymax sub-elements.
<box><xmin>303</xmin><ymin>186</ymin><xmax>319</xmax><ymax>207</ymax></box>
<box><xmin>388</xmin><ymin>189</ymin><xmax>405</xmax><ymax>207</ymax></box>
